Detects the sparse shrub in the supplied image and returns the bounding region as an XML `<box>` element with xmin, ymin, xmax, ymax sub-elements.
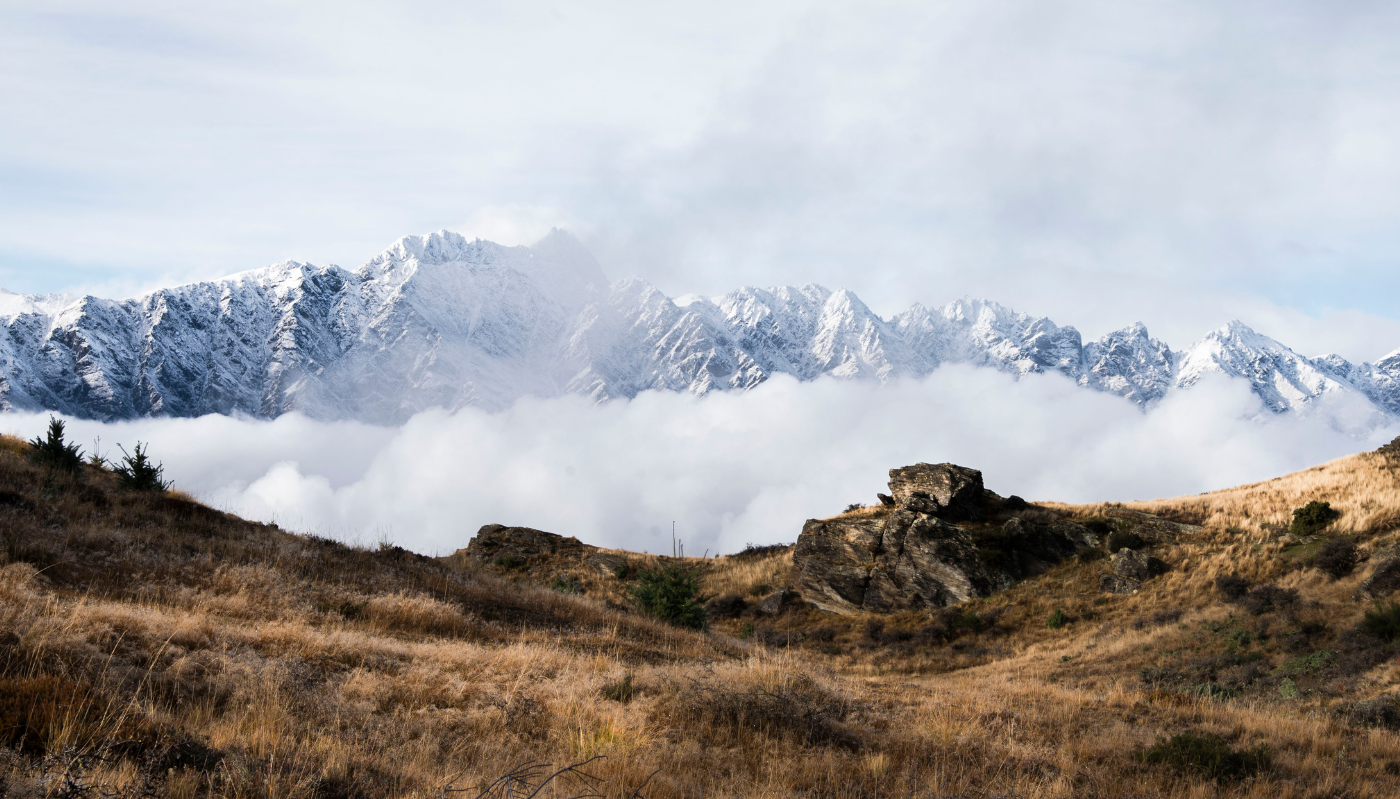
<box><xmin>1046</xmin><ymin>608</ymin><xmax>1067</xmax><ymax>629</ymax></box>
<box><xmin>1083</xmin><ymin>519</ymin><xmax>1112</xmax><ymax>537</ymax></box>
<box><xmin>1133</xmin><ymin>609</ymin><xmax>1183</xmax><ymax>630</ymax></box>
<box><xmin>1348</xmin><ymin>695</ymin><xmax>1400</xmax><ymax>730</ymax></box>
<box><xmin>600</xmin><ymin>674</ymin><xmax>636</xmax><ymax>703</ymax></box>
<box><xmin>1184</xmin><ymin>683</ymin><xmax>1238</xmax><ymax>701</ymax></box>
<box><xmin>113</xmin><ymin>442</ymin><xmax>171</xmax><ymax>492</ymax></box>
<box><xmin>494</xmin><ymin>554</ymin><xmax>526</xmax><ymax>570</ymax></box>
<box><xmin>1281</xmin><ymin>649</ymin><xmax>1335</xmax><ymax>676</ymax></box>
<box><xmin>1139</xmin><ymin>730</ymin><xmax>1270</xmax><ymax>782</ymax></box>
<box><xmin>612</xmin><ymin>560</ymin><xmax>635</xmax><ymax>580</ymax></box>
<box><xmin>1313</xmin><ymin>538</ymin><xmax>1359</xmax><ymax>579</ymax></box>
<box><xmin>705</xmin><ymin>593</ymin><xmax>748</xmax><ymax>619</ymax></box>
<box><xmin>734</xmin><ymin>542</ymin><xmax>791</xmax><ymax>561</ymax></box>
<box><xmin>1240</xmin><ymin>584</ymin><xmax>1298</xmax><ymax>616</ymax></box>
<box><xmin>747</xmin><ymin>582</ymin><xmax>773</xmax><ymax>597</ymax></box>
<box><xmin>0</xmin><ymin>675</ymin><xmax>89</xmax><ymax>754</ymax></box>
<box><xmin>844</xmin><ymin>503</ymin><xmax>863</xmax><ymax>513</ymax></box>
<box><xmin>1215</xmin><ymin>575</ymin><xmax>1251</xmax><ymax>600</ymax></box>
<box><xmin>631</xmin><ymin>561</ymin><xmax>708</xmax><ymax>630</ymax></box>
<box><xmin>1107</xmin><ymin>529</ymin><xmax>1147</xmax><ymax>553</ymax></box>
<box><xmin>27</xmin><ymin>416</ymin><xmax>83</xmax><ymax>475</ymax></box>
<box><xmin>1362</xmin><ymin>600</ymin><xmax>1400</xmax><ymax>642</ymax></box>
<box><xmin>549</xmin><ymin>573</ymin><xmax>583</xmax><ymax>594</ymax></box>
<box><xmin>364</xmin><ymin>592</ymin><xmax>475</xmax><ymax>638</ymax></box>
<box><xmin>658</xmin><ymin>673</ymin><xmax>860</xmax><ymax>750</ymax></box>
<box><xmin>1290</xmin><ymin>501</ymin><xmax>1340</xmax><ymax>536</ymax></box>
<box><xmin>809</xmin><ymin>625</ymin><xmax>838</xmax><ymax>643</ymax></box>
<box><xmin>863</xmin><ymin>618</ymin><xmax>885</xmax><ymax>642</ymax></box>
<box><xmin>315</xmin><ymin>600</ymin><xmax>367</xmax><ymax>620</ymax></box>
<box><xmin>738</xmin><ymin>620</ymin><xmax>756</xmax><ymax>639</ymax></box>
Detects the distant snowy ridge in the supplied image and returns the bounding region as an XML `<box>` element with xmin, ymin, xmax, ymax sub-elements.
<box><xmin>1</xmin><ymin>229</ymin><xmax>1397</xmax><ymax>425</ymax></box>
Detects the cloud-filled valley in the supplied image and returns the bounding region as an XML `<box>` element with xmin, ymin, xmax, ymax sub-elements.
<box><xmin>7</xmin><ymin>366</ymin><xmax>1394</xmax><ymax>557</ymax></box>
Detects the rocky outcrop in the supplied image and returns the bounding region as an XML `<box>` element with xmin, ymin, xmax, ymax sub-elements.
<box><xmin>1355</xmin><ymin>552</ymin><xmax>1400</xmax><ymax>600</ymax></box>
<box><xmin>888</xmin><ymin>463</ymin><xmax>986</xmax><ymax>517</ymax></box>
<box><xmin>791</xmin><ymin>463</ymin><xmax>1098</xmax><ymax>614</ymax></box>
<box><xmin>463</xmin><ymin>523</ymin><xmax>592</xmax><ymax>566</ymax></box>
<box><xmin>1100</xmin><ymin>548</ymin><xmax>1169</xmax><ymax>594</ymax></box>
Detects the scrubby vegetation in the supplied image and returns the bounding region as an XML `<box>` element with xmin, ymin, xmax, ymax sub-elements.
<box><xmin>1290</xmin><ymin>500</ymin><xmax>1341</xmax><ymax>536</ymax></box>
<box><xmin>630</xmin><ymin>561</ymin><xmax>708</xmax><ymax>630</ymax></box>
<box><xmin>4</xmin><ymin>434</ymin><xmax>1400</xmax><ymax>797</ymax></box>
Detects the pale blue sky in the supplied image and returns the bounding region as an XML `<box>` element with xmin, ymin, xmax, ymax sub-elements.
<box><xmin>3</xmin><ymin>1</ymin><xmax>1400</xmax><ymax>360</ymax></box>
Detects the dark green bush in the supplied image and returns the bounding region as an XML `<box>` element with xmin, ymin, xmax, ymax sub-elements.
<box><xmin>27</xmin><ymin>417</ymin><xmax>83</xmax><ymax>475</ymax></box>
<box><xmin>113</xmin><ymin>443</ymin><xmax>170</xmax><ymax>492</ymax></box>
<box><xmin>1362</xmin><ymin>601</ymin><xmax>1400</xmax><ymax>642</ymax></box>
<box><xmin>1046</xmin><ymin>608</ymin><xmax>1067</xmax><ymax>629</ymax></box>
<box><xmin>631</xmin><ymin>561</ymin><xmax>708</xmax><ymax>630</ymax></box>
<box><xmin>1139</xmin><ymin>730</ymin><xmax>1270</xmax><ymax>782</ymax></box>
<box><xmin>1083</xmin><ymin>519</ymin><xmax>1112</xmax><ymax>537</ymax></box>
<box><xmin>1290</xmin><ymin>501</ymin><xmax>1340</xmax><ymax>536</ymax></box>
<box><xmin>494</xmin><ymin>554</ymin><xmax>526</xmax><ymax>570</ymax></box>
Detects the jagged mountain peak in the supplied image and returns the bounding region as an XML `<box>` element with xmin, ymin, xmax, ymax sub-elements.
<box><xmin>1</xmin><ymin>232</ymin><xmax>1397</xmax><ymax>427</ymax></box>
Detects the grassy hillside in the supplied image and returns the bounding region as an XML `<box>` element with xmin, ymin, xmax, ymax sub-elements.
<box><xmin>3</xmin><ymin>432</ymin><xmax>1400</xmax><ymax>797</ymax></box>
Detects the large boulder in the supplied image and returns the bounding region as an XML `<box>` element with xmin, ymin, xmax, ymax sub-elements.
<box><xmin>791</xmin><ymin>463</ymin><xmax>1097</xmax><ymax>614</ymax></box>
<box><xmin>888</xmin><ymin>463</ymin><xmax>985</xmax><ymax>518</ymax></box>
<box><xmin>463</xmin><ymin>524</ymin><xmax>589</xmax><ymax>567</ymax></box>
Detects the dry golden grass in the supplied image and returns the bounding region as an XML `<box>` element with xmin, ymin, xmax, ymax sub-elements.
<box><xmin>702</xmin><ymin>548</ymin><xmax>794</xmax><ymax>598</ymax></box>
<box><xmin>1057</xmin><ymin>449</ymin><xmax>1400</xmax><ymax>538</ymax></box>
<box><xmin>4</xmin><ymin>433</ymin><xmax>1400</xmax><ymax>797</ymax></box>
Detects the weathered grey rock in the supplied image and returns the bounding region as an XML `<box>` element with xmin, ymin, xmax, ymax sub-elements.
<box><xmin>464</xmin><ymin>524</ymin><xmax>587</xmax><ymax>566</ymax></box>
<box><xmin>756</xmin><ymin>589</ymin><xmax>797</xmax><ymax>616</ymax></box>
<box><xmin>877</xmin><ymin>493</ymin><xmax>895</xmax><ymax>507</ymax></box>
<box><xmin>1100</xmin><ymin>574</ymin><xmax>1140</xmax><ymax>594</ymax></box>
<box><xmin>862</xmin><ymin>513</ymin><xmax>986</xmax><ymax>612</ymax></box>
<box><xmin>585</xmin><ymin>553</ymin><xmax>625</xmax><ymax>576</ymax></box>
<box><xmin>1108</xmin><ymin>548</ymin><xmax>1164</xmax><ymax>584</ymax></box>
<box><xmin>1103</xmin><ymin>548</ymin><xmax>1168</xmax><ymax>594</ymax></box>
<box><xmin>792</xmin><ymin>463</ymin><xmax>1097</xmax><ymax>614</ymax></box>
<box><xmin>791</xmin><ymin>518</ymin><xmax>885</xmax><ymax>614</ymax></box>
<box><xmin>1355</xmin><ymin>556</ymin><xmax>1400</xmax><ymax>600</ymax></box>
<box><xmin>888</xmin><ymin>463</ymin><xmax>984</xmax><ymax>518</ymax></box>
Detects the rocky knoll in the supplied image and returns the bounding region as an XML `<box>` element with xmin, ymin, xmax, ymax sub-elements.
<box><xmin>793</xmin><ymin>463</ymin><xmax>1099</xmax><ymax>614</ymax></box>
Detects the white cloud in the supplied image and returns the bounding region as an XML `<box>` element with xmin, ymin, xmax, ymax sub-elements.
<box><xmin>5</xmin><ymin>369</ymin><xmax>1395</xmax><ymax>556</ymax></box>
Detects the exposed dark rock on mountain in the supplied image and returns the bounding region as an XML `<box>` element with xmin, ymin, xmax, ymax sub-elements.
<box><xmin>791</xmin><ymin>463</ymin><xmax>1098</xmax><ymax>615</ymax></box>
<box><xmin>463</xmin><ymin>523</ymin><xmax>592</xmax><ymax>568</ymax></box>
<box><xmin>1355</xmin><ymin>552</ymin><xmax>1400</xmax><ymax>600</ymax></box>
<box><xmin>1100</xmin><ymin>548</ymin><xmax>1169</xmax><ymax>594</ymax></box>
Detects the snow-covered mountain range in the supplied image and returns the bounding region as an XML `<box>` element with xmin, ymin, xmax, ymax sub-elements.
<box><xmin>2</xmin><ymin>229</ymin><xmax>1397</xmax><ymax>425</ymax></box>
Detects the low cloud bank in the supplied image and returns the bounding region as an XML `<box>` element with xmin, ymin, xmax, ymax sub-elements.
<box><xmin>4</xmin><ymin>368</ymin><xmax>1395</xmax><ymax>555</ymax></box>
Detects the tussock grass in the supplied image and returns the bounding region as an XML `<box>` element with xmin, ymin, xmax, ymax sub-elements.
<box><xmin>4</xmin><ymin>433</ymin><xmax>1400</xmax><ymax>797</ymax></box>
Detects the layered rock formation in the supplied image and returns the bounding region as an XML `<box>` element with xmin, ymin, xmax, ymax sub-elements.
<box><xmin>791</xmin><ymin>463</ymin><xmax>1098</xmax><ymax>614</ymax></box>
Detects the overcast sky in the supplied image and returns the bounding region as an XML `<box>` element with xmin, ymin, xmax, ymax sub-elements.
<box><xmin>4</xmin><ymin>1</ymin><xmax>1400</xmax><ymax>360</ymax></box>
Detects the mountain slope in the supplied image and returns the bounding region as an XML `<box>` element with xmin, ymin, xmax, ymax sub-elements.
<box><xmin>1</xmin><ymin>229</ymin><xmax>1397</xmax><ymax>425</ymax></box>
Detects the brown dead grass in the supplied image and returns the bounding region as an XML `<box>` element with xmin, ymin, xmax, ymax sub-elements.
<box><xmin>4</xmin><ymin>433</ymin><xmax>1400</xmax><ymax>797</ymax></box>
<box><xmin>1057</xmin><ymin>449</ymin><xmax>1400</xmax><ymax>538</ymax></box>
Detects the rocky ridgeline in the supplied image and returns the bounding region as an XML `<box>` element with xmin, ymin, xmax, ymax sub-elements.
<box><xmin>453</xmin><ymin>462</ymin><xmax>1186</xmax><ymax>617</ymax></box>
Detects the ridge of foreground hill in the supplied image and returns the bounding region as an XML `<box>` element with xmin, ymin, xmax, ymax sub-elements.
<box><xmin>3</xmin><ymin>437</ymin><xmax>1400</xmax><ymax>796</ymax></box>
